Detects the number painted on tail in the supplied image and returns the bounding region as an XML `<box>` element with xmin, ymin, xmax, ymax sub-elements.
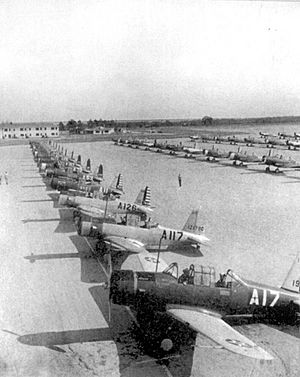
<box><xmin>161</xmin><ymin>230</ymin><xmax>183</xmax><ymax>241</ymax></box>
<box><xmin>186</xmin><ymin>225</ymin><xmax>204</xmax><ymax>232</ymax></box>
<box><xmin>249</xmin><ymin>289</ymin><xmax>280</xmax><ymax>306</ymax></box>
<box><xmin>292</xmin><ymin>280</ymin><xmax>300</xmax><ymax>288</ymax></box>
<box><xmin>117</xmin><ymin>202</ymin><xmax>137</xmax><ymax>212</ymax></box>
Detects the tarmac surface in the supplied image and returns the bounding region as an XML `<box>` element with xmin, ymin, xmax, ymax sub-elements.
<box><xmin>0</xmin><ymin>137</ymin><xmax>300</xmax><ymax>376</ymax></box>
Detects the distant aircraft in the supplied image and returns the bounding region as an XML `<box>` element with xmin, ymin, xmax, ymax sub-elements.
<box><xmin>243</xmin><ymin>137</ymin><xmax>267</xmax><ymax>147</ymax></box>
<box><xmin>278</xmin><ymin>132</ymin><xmax>294</xmax><ymax>139</ymax></box>
<box><xmin>261</xmin><ymin>151</ymin><xmax>300</xmax><ymax>173</ymax></box>
<box><xmin>265</xmin><ymin>137</ymin><xmax>288</xmax><ymax>148</ymax></box>
<box><xmin>183</xmin><ymin>144</ymin><xmax>204</xmax><ymax>157</ymax></box>
<box><xmin>286</xmin><ymin>139</ymin><xmax>300</xmax><ymax>150</ymax></box>
<box><xmin>79</xmin><ymin>208</ymin><xmax>209</xmax><ymax>253</ymax></box>
<box><xmin>203</xmin><ymin>146</ymin><xmax>230</xmax><ymax>161</ymax></box>
<box><xmin>294</xmin><ymin>132</ymin><xmax>300</xmax><ymax>139</ymax></box>
<box><xmin>109</xmin><ymin>253</ymin><xmax>300</xmax><ymax>359</ymax></box>
<box><xmin>229</xmin><ymin>149</ymin><xmax>262</xmax><ymax>166</ymax></box>
<box><xmin>189</xmin><ymin>135</ymin><xmax>200</xmax><ymax>141</ymax></box>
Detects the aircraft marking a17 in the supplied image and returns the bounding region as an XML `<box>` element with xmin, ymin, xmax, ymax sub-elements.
<box><xmin>109</xmin><ymin>253</ymin><xmax>300</xmax><ymax>360</ymax></box>
<box><xmin>79</xmin><ymin>208</ymin><xmax>209</xmax><ymax>254</ymax></box>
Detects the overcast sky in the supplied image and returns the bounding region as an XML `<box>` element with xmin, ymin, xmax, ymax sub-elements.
<box><xmin>0</xmin><ymin>0</ymin><xmax>300</xmax><ymax>122</ymax></box>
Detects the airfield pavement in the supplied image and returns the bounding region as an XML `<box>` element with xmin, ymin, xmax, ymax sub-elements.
<box><xmin>0</xmin><ymin>138</ymin><xmax>300</xmax><ymax>377</ymax></box>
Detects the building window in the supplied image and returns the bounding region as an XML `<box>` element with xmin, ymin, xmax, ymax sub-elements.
<box><xmin>20</xmin><ymin>134</ymin><xmax>24</xmax><ymax>137</ymax></box>
<box><xmin>36</xmin><ymin>133</ymin><xmax>39</xmax><ymax>136</ymax></box>
<box><xmin>20</xmin><ymin>128</ymin><xmax>23</xmax><ymax>131</ymax></box>
<box><xmin>51</xmin><ymin>127</ymin><xmax>54</xmax><ymax>130</ymax></box>
<box><xmin>35</xmin><ymin>128</ymin><xmax>39</xmax><ymax>130</ymax></box>
<box><xmin>51</xmin><ymin>132</ymin><xmax>55</xmax><ymax>135</ymax></box>
<box><xmin>4</xmin><ymin>129</ymin><xmax>7</xmax><ymax>132</ymax></box>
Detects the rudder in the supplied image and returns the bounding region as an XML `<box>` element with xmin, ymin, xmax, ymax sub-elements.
<box><xmin>182</xmin><ymin>209</ymin><xmax>204</xmax><ymax>234</ymax></box>
<box><xmin>281</xmin><ymin>253</ymin><xmax>300</xmax><ymax>294</ymax></box>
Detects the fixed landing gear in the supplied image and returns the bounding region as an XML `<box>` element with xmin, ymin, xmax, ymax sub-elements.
<box><xmin>265</xmin><ymin>166</ymin><xmax>280</xmax><ymax>174</ymax></box>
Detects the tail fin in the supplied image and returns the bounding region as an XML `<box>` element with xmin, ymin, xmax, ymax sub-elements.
<box><xmin>182</xmin><ymin>209</ymin><xmax>204</xmax><ymax>234</ymax></box>
<box><xmin>115</xmin><ymin>173</ymin><xmax>123</xmax><ymax>192</ymax></box>
<box><xmin>86</xmin><ymin>158</ymin><xmax>91</xmax><ymax>172</ymax></box>
<box><xmin>77</xmin><ymin>154</ymin><xmax>81</xmax><ymax>165</ymax></box>
<box><xmin>281</xmin><ymin>253</ymin><xmax>300</xmax><ymax>293</ymax></box>
<box><xmin>134</xmin><ymin>186</ymin><xmax>151</xmax><ymax>206</ymax></box>
<box><xmin>97</xmin><ymin>164</ymin><xmax>103</xmax><ymax>179</ymax></box>
<box><xmin>109</xmin><ymin>173</ymin><xmax>124</xmax><ymax>194</ymax></box>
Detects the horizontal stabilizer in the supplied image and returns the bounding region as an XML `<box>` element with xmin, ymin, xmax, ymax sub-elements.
<box><xmin>182</xmin><ymin>209</ymin><xmax>204</xmax><ymax>234</ymax></box>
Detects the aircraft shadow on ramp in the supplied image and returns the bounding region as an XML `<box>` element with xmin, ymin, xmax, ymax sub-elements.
<box><xmin>20</xmin><ymin>199</ymin><xmax>54</xmax><ymax>203</ymax></box>
<box><xmin>24</xmin><ymin>249</ymin><xmax>105</xmax><ymax>284</ymax></box>
<box><xmin>22</xmin><ymin>208</ymin><xmax>75</xmax><ymax>233</ymax></box>
<box><xmin>22</xmin><ymin>184</ymin><xmax>47</xmax><ymax>188</ymax></box>
<box><xmin>16</xmin><ymin>328</ymin><xmax>112</xmax><ymax>353</ymax></box>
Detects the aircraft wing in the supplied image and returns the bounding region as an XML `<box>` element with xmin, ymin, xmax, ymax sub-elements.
<box><xmin>78</xmin><ymin>205</ymin><xmax>105</xmax><ymax>218</ymax></box>
<box><xmin>167</xmin><ymin>306</ymin><xmax>273</xmax><ymax>360</ymax></box>
<box><xmin>136</xmin><ymin>251</ymin><xmax>170</xmax><ymax>272</ymax></box>
<box><xmin>104</xmin><ymin>236</ymin><xmax>147</xmax><ymax>254</ymax></box>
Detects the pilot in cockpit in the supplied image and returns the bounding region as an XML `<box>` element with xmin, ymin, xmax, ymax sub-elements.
<box><xmin>215</xmin><ymin>273</ymin><xmax>227</xmax><ymax>288</ymax></box>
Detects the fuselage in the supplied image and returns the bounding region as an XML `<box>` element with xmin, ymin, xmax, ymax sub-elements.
<box><xmin>110</xmin><ymin>270</ymin><xmax>300</xmax><ymax>321</ymax></box>
<box><xmin>99</xmin><ymin>222</ymin><xmax>208</xmax><ymax>249</ymax></box>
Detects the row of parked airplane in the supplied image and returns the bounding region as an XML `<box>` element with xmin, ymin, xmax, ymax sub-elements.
<box><xmin>29</xmin><ymin>140</ymin><xmax>300</xmax><ymax>363</ymax></box>
<box><xmin>114</xmin><ymin>138</ymin><xmax>300</xmax><ymax>174</ymax></box>
<box><xmin>189</xmin><ymin>132</ymin><xmax>300</xmax><ymax>150</ymax></box>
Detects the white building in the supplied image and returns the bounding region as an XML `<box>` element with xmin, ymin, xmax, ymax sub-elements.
<box><xmin>0</xmin><ymin>123</ymin><xmax>59</xmax><ymax>139</ymax></box>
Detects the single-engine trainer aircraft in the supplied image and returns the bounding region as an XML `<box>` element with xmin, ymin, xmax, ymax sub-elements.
<box><xmin>109</xmin><ymin>254</ymin><xmax>300</xmax><ymax>360</ymax></box>
<box><xmin>260</xmin><ymin>150</ymin><xmax>300</xmax><ymax>173</ymax></box>
<box><xmin>59</xmin><ymin>186</ymin><xmax>153</xmax><ymax>222</ymax></box>
<box><xmin>79</xmin><ymin>209</ymin><xmax>209</xmax><ymax>253</ymax></box>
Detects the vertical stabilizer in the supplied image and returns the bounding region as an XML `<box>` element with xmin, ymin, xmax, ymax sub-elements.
<box><xmin>281</xmin><ymin>253</ymin><xmax>300</xmax><ymax>294</ymax></box>
<box><xmin>98</xmin><ymin>164</ymin><xmax>103</xmax><ymax>179</ymax></box>
<box><xmin>182</xmin><ymin>209</ymin><xmax>204</xmax><ymax>234</ymax></box>
<box><xmin>142</xmin><ymin>186</ymin><xmax>151</xmax><ymax>206</ymax></box>
<box><xmin>134</xmin><ymin>186</ymin><xmax>151</xmax><ymax>206</ymax></box>
<box><xmin>86</xmin><ymin>158</ymin><xmax>91</xmax><ymax>172</ymax></box>
<box><xmin>116</xmin><ymin>173</ymin><xmax>124</xmax><ymax>192</ymax></box>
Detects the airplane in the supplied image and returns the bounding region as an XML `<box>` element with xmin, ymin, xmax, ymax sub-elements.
<box><xmin>259</xmin><ymin>132</ymin><xmax>270</xmax><ymax>138</ymax></box>
<box><xmin>214</xmin><ymin>135</ymin><xmax>231</xmax><ymax>144</ymax></box>
<box><xmin>286</xmin><ymin>139</ymin><xmax>300</xmax><ymax>150</ymax></box>
<box><xmin>264</xmin><ymin>137</ymin><xmax>288</xmax><ymax>148</ymax></box>
<box><xmin>203</xmin><ymin>146</ymin><xmax>230</xmax><ymax>161</ymax></box>
<box><xmin>189</xmin><ymin>135</ymin><xmax>200</xmax><ymax>141</ymax></box>
<box><xmin>278</xmin><ymin>132</ymin><xmax>294</xmax><ymax>139</ymax></box>
<box><xmin>260</xmin><ymin>150</ymin><xmax>300</xmax><ymax>173</ymax></box>
<box><xmin>294</xmin><ymin>132</ymin><xmax>300</xmax><ymax>139</ymax></box>
<box><xmin>228</xmin><ymin>149</ymin><xmax>262</xmax><ymax>166</ymax></box>
<box><xmin>243</xmin><ymin>137</ymin><xmax>268</xmax><ymax>147</ymax></box>
<box><xmin>183</xmin><ymin>144</ymin><xmax>204</xmax><ymax>158</ymax></box>
<box><xmin>59</xmin><ymin>186</ymin><xmax>153</xmax><ymax>223</ymax></box>
<box><xmin>79</xmin><ymin>208</ymin><xmax>209</xmax><ymax>253</ymax></box>
<box><xmin>109</xmin><ymin>253</ymin><xmax>300</xmax><ymax>360</ymax></box>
